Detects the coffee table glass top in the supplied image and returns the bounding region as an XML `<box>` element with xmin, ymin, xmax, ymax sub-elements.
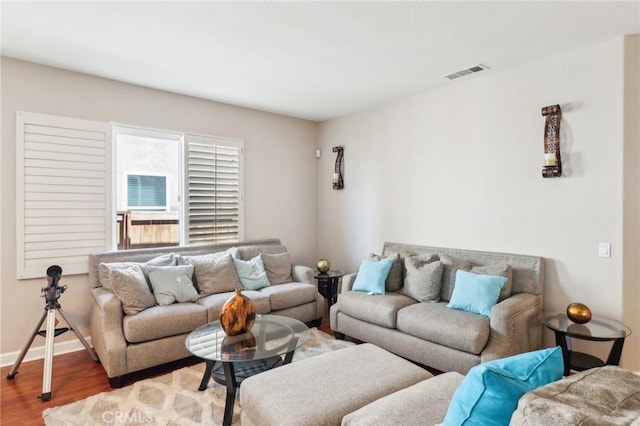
<box><xmin>541</xmin><ymin>313</ymin><xmax>631</xmax><ymax>341</ymax></box>
<box><xmin>185</xmin><ymin>314</ymin><xmax>310</xmax><ymax>362</ymax></box>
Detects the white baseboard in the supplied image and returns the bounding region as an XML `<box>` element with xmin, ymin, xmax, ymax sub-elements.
<box><xmin>1</xmin><ymin>336</ymin><xmax>93</xmax><ymax>368</ymax></box>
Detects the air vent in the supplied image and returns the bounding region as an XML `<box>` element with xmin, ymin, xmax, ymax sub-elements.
<box><xmin>444</xmin><ymin>64</ymin><xmax>488</xmax><ymax>80</ymax></box>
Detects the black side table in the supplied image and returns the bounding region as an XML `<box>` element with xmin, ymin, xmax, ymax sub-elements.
<box><xmin>540</xmin><ymin>313</ymin><xmax>631</xmax><ymax>376</ymax></box>
<box><xmin>314</xmin><ymin>270</ymin><xmax>344</xmax><ymax>309</ymax></box>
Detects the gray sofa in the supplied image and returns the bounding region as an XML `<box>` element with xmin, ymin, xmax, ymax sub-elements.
<box><xmin>330</xmin><ymin>242</ymin><xmax>544</xmax><ymax>374</ymax></box>
<box><xmin>88</xmin><ymin>238</ymin><xmax>323</xmax><ymax>387</ymax></box>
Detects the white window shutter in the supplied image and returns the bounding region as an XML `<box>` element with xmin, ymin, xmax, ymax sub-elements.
<box><xmin>185</xmin><ymin>134</ymin><xmax>244</xmax><ymax>244</ymax></box>
<box><xmin>16</xmin><ymin>112</ymin><xmax>111</xmax><ymax>279</ymax></box>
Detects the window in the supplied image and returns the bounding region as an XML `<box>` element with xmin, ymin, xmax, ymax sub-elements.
<box><xmin>114</xmin><ymin>126</ymin><xmax>182</xmax><ymax>249</ymax></box>
<box><xmin>16</xmin><ymin>111</ymin><xmax>244</xmax><ymax>278</ymax></box>
<box><xmin>115</xmin><ymin>127</ymin><xmax>244</xmax><ymax>250</ymax></box>
<box><xmin>127</xmin><ymin>175</ymin><xmax>167</xmax><ymax>210</ymax></box>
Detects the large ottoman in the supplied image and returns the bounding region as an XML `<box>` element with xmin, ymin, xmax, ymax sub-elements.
<box><xmin>240</xmin><ymin>343</ymin><xmax>433</xmax><ymax>426</ymax></box>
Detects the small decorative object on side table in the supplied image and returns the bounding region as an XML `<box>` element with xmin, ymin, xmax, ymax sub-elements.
<box><xmin>314</xmin><ymin>270</ymin><xmax>344</xmax><ymax>309</ymax></box>
<box><xmin>540</xmin><ymin>312</ymin><xmax>631</xmax><ymax>376</ymax></box>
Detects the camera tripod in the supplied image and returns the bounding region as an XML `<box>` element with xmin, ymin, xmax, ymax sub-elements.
<box><xmin>6</xmin><ymin>266</ymin><xmax>98</xmax><ymax>401</ymax></box>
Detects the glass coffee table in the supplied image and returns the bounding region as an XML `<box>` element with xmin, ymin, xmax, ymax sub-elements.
<box><xmin>185</xmin><ymin>314</ymin><xmax>310</xmax><ymax>426</ymax></box>
<box><xmin>540</xmin><ymin>312</ymin><xmax>631</xmax><ymax>376</ymax></box>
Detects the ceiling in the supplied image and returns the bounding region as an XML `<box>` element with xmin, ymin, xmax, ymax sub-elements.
<box><xmin>1</xmin><ymin>1</ymin><xmax>639</xmax><ymax>122</ymax></box>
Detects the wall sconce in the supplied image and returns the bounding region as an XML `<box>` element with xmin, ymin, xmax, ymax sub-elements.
<box><xmin>541</xmin><ymin>104</ymin><xmax>562</xmax><ymax>178</ymax></box>
<box><xmin>332</xmin><ymin>146</ymin><xmax>344</xmax><ymax>190</ymax></box>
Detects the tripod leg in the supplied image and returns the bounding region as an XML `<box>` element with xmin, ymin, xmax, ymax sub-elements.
<box><xmin>40</xmin><ymin>309</ymin><xmax>57</xmax><ymax>401</ymax></box>
<box><xmin>6</xmin><ymin>310</ymin><xmax>48</xmax><ymax>380</ymax></box>
<box><xmin>57</xmin><ymin>307</ymin><xmax>98</xmax><ymax>361</ymax></box>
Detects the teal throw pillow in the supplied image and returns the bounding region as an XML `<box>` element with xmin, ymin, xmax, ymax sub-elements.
<box><xmin>233</xmin><ymin>254</ymin><xmax>271</xmax><ymax>290</ymax></box>
<box><xmin>146</xmin><ymin>265</ymin><xmax>198</xmax><ymax>305</ymax></box>
<box><xmin>443</xmin><ymin>346</ymin><xmax>564</xmax><ymax>426</ymax></box>
<box><xmin>352</xmin><ymin>258</ymin><xmax>394</xmax><ymax>295</ymax></box>
<box><xmin>447</xmin><ymin>270</ymin><xmax>507</xmax><ymax>316</ymax></box>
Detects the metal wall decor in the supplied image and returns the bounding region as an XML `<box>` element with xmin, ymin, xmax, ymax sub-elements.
<box><xmin>332</xmin><ymin>146</ymin><xmax>344</xmax><ymax>190</ymax></box>
<box><xmin>541</xmin><ymin>104</ymin><xmax>562</xmax><ymax>178</ymax></box>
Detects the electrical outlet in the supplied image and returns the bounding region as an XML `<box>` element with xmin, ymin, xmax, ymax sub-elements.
<box><xmin>598</xmin><ymin>243</ymin><xmax>611</xmax><ymax>258</ymax></box>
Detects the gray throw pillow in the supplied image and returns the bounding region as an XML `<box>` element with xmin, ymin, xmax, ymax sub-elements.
<box><xmin>368</xmin><ymin>253</ymin><xmax>403</xmax><ymax>292</ymax></box>
<box><xmin>402</xmin><ymin>255</ymin><xmax>443</xmax><ymax>302</ymax></box>
<box><xmin>439</xmin><ymin>255</ymin><xmax>473</xmax><ymax>301</ymax></box>
<box><xmin>233</xmin><ymin>255</ymin><xmax>271</xmax><ymax>290</ymax></box>
<box><xmin>146</xmin><ymin>265</ymin><xmax>199</xmax><ymax>305</ymax></box>
<box><xmin>471</xmin><ymin>264</ymin><xmax>513</xmax><ymax>302</ymax></box>
<box><xmin>109</xmin><ymin>265</ymin><xmax>157</xmax><ymax>315</ymax></box>
<box><xmin>98</xmin><ymin>253</ymin><xmax>178</xmax><ymax>291</ymax></box>
<box><xmin>184</xmin><ymin>252</ymin><xmax>242</xmax><ymax>296</ymax></box>
<box><xmin>261</xmin><ymin>252</ymin><xmax>293</xmax><ymax>284</ymax></box>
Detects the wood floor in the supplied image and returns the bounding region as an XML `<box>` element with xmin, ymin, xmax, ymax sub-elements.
<box><xmin>1</xmin><ymin>317</ymin><xmax>334</xmax><ymax>426</ymax></box>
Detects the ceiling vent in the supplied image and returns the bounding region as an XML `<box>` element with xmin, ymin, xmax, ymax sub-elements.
<box><xmin>444</xmin><ymin>64</ymin><xmax>488</xmax><ymax>80</ymax></box>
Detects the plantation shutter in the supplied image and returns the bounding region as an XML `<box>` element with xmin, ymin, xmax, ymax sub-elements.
<box><xmin>185</xmin><ymin>134</ymin><xmax>244</xmax><ymax>244</ymax></box>
<box><xmin>16</xmin><ymin>112</ymin><xmax>110</xmax><ymax>279</ymax></box>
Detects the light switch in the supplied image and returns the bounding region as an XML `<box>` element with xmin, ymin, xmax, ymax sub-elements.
<box><xmin>598</xmin><ymin>243</ymin><xmax>611</xmax><ymax>258</ymax></box>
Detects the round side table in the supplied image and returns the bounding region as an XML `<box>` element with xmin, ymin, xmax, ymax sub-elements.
<box><xmin>540</xmin><ymin>313</ymin><xmax>631</xmax><ymax>376</ymax></box>
<box><xmin>314</xmin><ymin>270</ymin><xmax>344</xmax><ymax>309</ymax></box>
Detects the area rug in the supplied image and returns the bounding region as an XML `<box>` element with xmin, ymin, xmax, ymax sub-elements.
<box><xmin>43</xmin><ymin>328</ymin><xmax>353</xmax><ymax>425</ymax></box>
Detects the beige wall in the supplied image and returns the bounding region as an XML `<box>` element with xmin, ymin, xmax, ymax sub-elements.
<box><xmin>0</xmin><ymin>58</ymin><xmax>318</xmax><ymax>359</ymax></box>
<box><xmin>318</xmin><ymin>36</ymin><xmax>640</xmax><ymax>370</ymax></box>
<box><xmin>622</xmin><ymin>34</ymin><xmax>640</xmax><ymax>369</ymax></box>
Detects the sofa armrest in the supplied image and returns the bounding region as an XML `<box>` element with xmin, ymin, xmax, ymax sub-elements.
<box><xmin>340</xmin><ymin>273</ymin><xmax>357</xmax><ymax>293</ymax></box>
<box><xmin>90</xmin><ymin>287</ymin><xmax>128</xmax><ymax>378</ymax></box>
<box><xmin>291</xmin><ymin>265</ymin><xmax>314</xmax><ymax>284</ymax></box>
<box><xmin>481</xmin><ymin>292</ymin><xmax>543</xmax><ymax>362</ymax></box>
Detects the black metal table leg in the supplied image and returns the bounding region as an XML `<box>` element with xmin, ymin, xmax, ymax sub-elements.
<box><xmin>606</xmin><ymin>337</ymin><xmax>626</xmax><ymax>366</ymax></box>
<box><xmin>553</xmin><ymin>330</ymin><xmax>571</xmax><ymax>376</ymax></box>
<box><xmin>198</xmin><ymin>360</ymin><xmax>215</xmax><ymax>391</ymax></box>
<box><xmin>222</xmin><ymin>362</ymin><xmax>238</xmax><ymax>426</ymax></box>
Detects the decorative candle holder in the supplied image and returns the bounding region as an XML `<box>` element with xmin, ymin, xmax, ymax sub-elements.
<box><xmin>541</xmin><ymin>105</ymin><xmax>562</xmax><ymax>178</ymax></box>
<box><xmin>333</xmin><ymin>146</ymin><xmax>344</xmax><ymax>190</ymax></box>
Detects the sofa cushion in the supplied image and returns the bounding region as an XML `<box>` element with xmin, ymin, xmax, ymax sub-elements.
<box><xmin>396</xmin><ymin>302</ymin><xmax>490</xmax><ymax>354</ymax></box>
<box><xmin>402</xmin><ymin>255</ymin><xmax>443</xmax><ymax>302</ymax></box>
<box><xmin>368</xmin><ymin>253</ymin><xmax>403</xmax><ymax>292</ymax></box>
<box><xmin>98</xmin><ymin>252</ymin><xmax>178</xmax><ymax>291</ymax></box>
<box><xmin>196</xmin><ymin>290</ymin><xmax>271</xmax><ymax>322</ymax></box>
<box><xmin>510</xmin><ymin>366</ymin><xmax>640</xmax><ymax>426</ymax></box>
<box><xmin>337</xmin><ymin>291</ymin><xmax>416</xmax><ymax>329</ymax></box>
<box><xmin>109</xmin><ymin>265</ymin><xmax>157</xmax><ymax>315</ymax></box>
<box><xmin>471</xmin><ymin>264</ymin><xmax>513</xmax><ymax>302</ymax></box>
<box><xmin>146</xmin><ymin>265</ymin><xmax>199</xmax><ymax>305</ymax></box>
<box><xmin>439</xmin><ymin>255</ymin><xmax>472</xmax><ymax>301</ymax></box>
<box><xmin>443</xmin><ymin>346</ymin><xmax>563</xmax><ymax>426</ymax></box>
<box><xmin>259</xmin><ymin>282</ymin><xmax>318</xmax><ymax>311</ymax></box>
<box><xmin>122</xmin><ymin>302</ymin><xmax>208</xmax><ymax>343</ymax></box>
<box><xmin>183</xmin><ymin>252</ymin><xmax>242</xmax><ymax>296</ymax></box>
<box><xmin>352</xmin><ymin>258</ymin><xmax>394</xmax><ymax>295</ymax></box>
<box><xmin>262</xmin><ymin>252</ymin><xmax>293</xmax><ymax>284</ymax></box>
<box><xmin>233</xmin><ymin>255</ymin><xmax>271</xmax><ymax>290</ymax></box>
<box><xmin>447</xmin><ymin>270</ymin><xmax>507</xmax><ymax>317</ymax></box>
<box><xmin>343</xmin><ymin>372</ymin><xmax>465</xmax><ymax>426</ymax></box>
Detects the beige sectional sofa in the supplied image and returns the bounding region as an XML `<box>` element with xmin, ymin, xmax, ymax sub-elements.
<box><xmin>330</xmin><ymin>242</ymin><xmax>544</xmax><ymax>374</ymax></box>
<box><xmin>88</xmin><ymin>238</ymin><xmax>323</xmax><ymax>387</ymax></box>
